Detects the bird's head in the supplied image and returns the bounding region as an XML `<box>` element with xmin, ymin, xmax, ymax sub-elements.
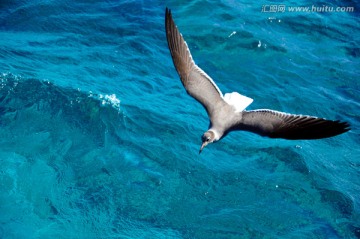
<box><xmin>199</xmin><ymin>131</ymin><xmax>216</xmax><ymax>154</ymax></box>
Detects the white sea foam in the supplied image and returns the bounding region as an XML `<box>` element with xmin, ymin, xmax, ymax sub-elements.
<box><xmin>228</xmin><ymin>31</ymin><xmax>236</xmax><ymax>38</ymax></box>
<box><xmin>99</xmin><ymin>94</ymin><xmax>121</xmax><ymax>109</ymax></box>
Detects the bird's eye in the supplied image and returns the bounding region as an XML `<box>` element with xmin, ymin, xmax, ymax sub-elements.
<box><xmin>206</xmin><ymin>137</ymin><xmax>210</xmax><ymax>142</ymax></box>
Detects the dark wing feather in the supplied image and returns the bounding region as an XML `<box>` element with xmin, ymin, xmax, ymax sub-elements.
<box><xmin>165</xmin><ymin>8</ymin><xmax>224</xmax><ymax>117</ymax></box>
<box><xmin>236</xmin><ymin>110</ymin><xmax>350</xmax><ymax>139</ymax></box>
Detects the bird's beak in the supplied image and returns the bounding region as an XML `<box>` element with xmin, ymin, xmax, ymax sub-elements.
<box><xmin>199</xmin><ymin>142</ymin><xmax>207</xmax><ymax>154</ymax></box>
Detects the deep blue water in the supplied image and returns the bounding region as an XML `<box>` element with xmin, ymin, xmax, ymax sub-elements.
<box><xmin>1</xmin><ymin>0</ymin><xmax>360</xmax><ymax>238</ymax></box>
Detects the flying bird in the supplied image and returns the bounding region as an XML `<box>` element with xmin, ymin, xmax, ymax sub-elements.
<box><xmin>165</xmin><ymin>8</ymin><xmax>350</xmax><ymax>153</ymax></box>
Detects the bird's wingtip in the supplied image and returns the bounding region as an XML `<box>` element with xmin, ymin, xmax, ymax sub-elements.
<box><xmin>338</xmin><ymin>120</ymin><xmax>351</xmax><ymax>132</ymax></box>
<box><xmin>165</xmin><ymin>7</ymin><xmax>171</xmax><ymax>16</ymax></box>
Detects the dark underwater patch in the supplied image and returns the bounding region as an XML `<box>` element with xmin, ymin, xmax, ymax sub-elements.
<box><xmin>319</xmin><ymin>189</ymin><xmax>354</xmax><ymax>215</ymax></box>
<box><xmin>345</xmin><ymin>47</ymin><xmax>360</xmax><ymax>58</ymax></box>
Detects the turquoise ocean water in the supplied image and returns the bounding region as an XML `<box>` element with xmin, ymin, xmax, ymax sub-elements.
<box><xmin>1</xmin><ymin>0</ymin><xmax>359</xmax><ymax>238</ymax></box>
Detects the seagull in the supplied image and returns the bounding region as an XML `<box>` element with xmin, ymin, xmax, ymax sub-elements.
<box><xmin>164</xmin><ymin>8</ymin><xmax>350</xmax><ymax>154</ymax></box>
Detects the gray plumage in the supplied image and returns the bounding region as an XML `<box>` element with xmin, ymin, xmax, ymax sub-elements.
<box><xmin>165</xmin><ymin>8</ymin><xmax>350</xmax><ymax>153</ymax></box>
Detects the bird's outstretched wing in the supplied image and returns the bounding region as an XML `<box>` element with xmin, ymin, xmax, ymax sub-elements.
<box><xmin>165</xmin><ymin>8</ymin><xmax>225</xmax><ymax>117</ymax></box>
<box><xmin>236</xmin><ymin>110</ymin><xmax>350</xmax><ymax>139</ymax></box>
